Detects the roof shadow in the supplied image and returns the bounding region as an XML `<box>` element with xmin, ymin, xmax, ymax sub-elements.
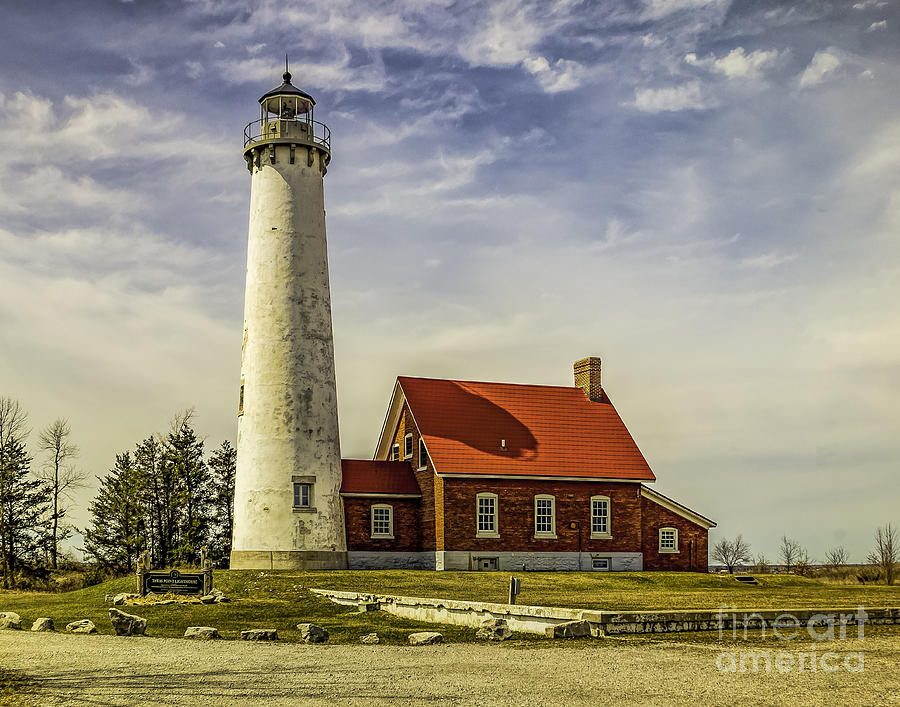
<box><xmin>412</xmin><ymin>379</ymin><xmax>538</xmax><ymax>460</ymax></box>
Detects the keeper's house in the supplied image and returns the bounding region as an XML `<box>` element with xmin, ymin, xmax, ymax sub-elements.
<box><xmin>336</xmin><ymin>357</ymin><xmax>715</xmax><ymax>572</ymax></box>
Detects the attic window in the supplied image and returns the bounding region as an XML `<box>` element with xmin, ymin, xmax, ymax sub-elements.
<box><xmin>390</xmin><ymin>443</ymin><xmax>400</xmax><ymax>461</ymax></box>
<box><xmin>404</xmin><ymin>433</ymin><xmax>413</xmax><ymax>459</ymax></box>
<box><xmin>418</xmin><ymin>439</ymin><xmax>428</xmax><ymax>469</ymax></box>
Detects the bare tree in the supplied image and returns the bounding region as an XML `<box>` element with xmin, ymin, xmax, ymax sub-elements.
<box><xmin>712</xmin><ymin>535</ymin><xmax>752</xmax><ymax>573</ymax></box>
<box><xmin>753</xmin><ymin>554</ymin><xmax>771</xmax><ymax>573</ymax></box>
<box><xmin>37</xmin><ymin>418</ymin><xmax>84</xmax><ymax>569</ymax></box>
<box><xmin>824</xmin><ymin>546</ymin><xmax>848</xmax><ymax>569</ymax></box>
<box><xmin>0</xmin><ymin>397</ymin><xmax>29</xmax><ymax>450</ymax></box>
<box><xmin>866</xmin><ymin>524</ymin><xmax>897</xmax><ymax>586</ymax></box>
<box><xmin>779</xmin><ymin>535</ymin><xmax>803</xmax><ymax>572</ymax></box>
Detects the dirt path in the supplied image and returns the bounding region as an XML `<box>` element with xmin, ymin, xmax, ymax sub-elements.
<box><xmin>2</xmin><ymin>631</ymin><xmax>898</xmax><ymax>706</ymax></box>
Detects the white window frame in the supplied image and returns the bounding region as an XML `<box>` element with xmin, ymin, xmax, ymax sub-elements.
<box><xmin>390</xmin><ymin>443</ymin><xmax>400</xmax><ymax>461</ymax></box>
<box><xmin>533</xmin><ymin>494</ymin><xmax>557</xmax><ymax>539</ymax></box>
<box><xmin>403</xmin><ymin>433</ymin><xmax>413</xmax><ymax>459</ymax></box>
<box><xmin>293</xmin><ymin>482</ymin><xmax>312</xmax><ymax>509</ymax></box>
<box><xmin>659</xmin><ymin>527</ymin><xmax>679</xmax><ymax>553</ymax></box>
<box><xmin>590</xmin><ymin>495</ymin><xmax>612</xmax><ymax>539</ymax></box>
<box><xmin>371</xmin><ymin>504</ymin><xmax>394</xmax><ymax>539</ymax></box>
<box><xmin>476</xmin><ymin>492</ymin><xmax>499</xmax><ymax>538</ymax></box>
<box><xmin>418</xmin><ymin>438</ymin><xmax>428</xmax><ymax>470</ymax></box>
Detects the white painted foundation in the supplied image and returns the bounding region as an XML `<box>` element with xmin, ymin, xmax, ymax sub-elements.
<box><xmin>435</xmin><ymin>551</ymin><xmax>643</xmax><ymax>572</ymax></box>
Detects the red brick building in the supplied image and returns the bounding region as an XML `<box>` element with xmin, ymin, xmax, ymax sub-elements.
<box><xmin>336</xmin><ymin>357</ymin><xmax>714</xmax><ymax>571</ymax></box>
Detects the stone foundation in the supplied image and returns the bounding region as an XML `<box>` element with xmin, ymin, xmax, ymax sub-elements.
<box><xmin>230</xmin><ymin>550</ymin><xmax>348</xmax><ymax>570</ymax></box>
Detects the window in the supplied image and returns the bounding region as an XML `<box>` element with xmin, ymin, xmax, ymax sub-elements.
<box><xmin>293</xmin><ymin>482</ymin><xmax>312</xmax><ymax>509</ymax></box>
<box><xmin>534</xmin><ymin>495</ymin><xmax>556</xmax><ymax>538</ymax></box>
<box><xmin>476</xmin><ymin>493</ymin><xmax>499</xmax><ymax>537</ymax></box>
<box><xmin>418</xmin><ymin>438</ymin><xmax>429</xmax><ymax>469</ymax></box>
<box><xmin>371</xmin><ymin>504</ymin><xmax>394</xmax><ymax>538</ymax></box>
<box><xmin>390</xmin><ymin>443</ymin><xmax>400</xmax><ymax>461</ymax></box>
<box><xmin>590</xmin><ymin>495</ymin><xmax>611</xmax><ymax>538</ymax></box>
<box><xmin>404</xmin><ymin>433</ymin><xmax>413</xmax><ymax>459</ymax></box>
<box><xmin>659</xmin><ymin>527</ymin><xmax>679</xmax><ymax>553</ymax></box>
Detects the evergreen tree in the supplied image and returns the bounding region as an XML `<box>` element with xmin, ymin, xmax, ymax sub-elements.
<box><xmin>165</xmin><ymin>411</ymin><xmax>210</xmax><ymax>566</ymax></box>
<box><xmin>208</xmin><ymin>440</ymin><xmax>236</xmax><ymax>565</ymax></box>
<box><xmin>83</xmin><ymin>452</ymin><xmax>145</xmax><ymax>571</ymax></box>
<box><xmin>0</xmin><ymin>438</ymin><xmax>49</xmax><ymax>588</ymax></box>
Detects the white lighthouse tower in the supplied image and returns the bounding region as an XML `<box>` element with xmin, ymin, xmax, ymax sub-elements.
<box><xmin>230</xmin><ymin>67</ymin><xmax>347</xmax><ymax>570</ymax></box>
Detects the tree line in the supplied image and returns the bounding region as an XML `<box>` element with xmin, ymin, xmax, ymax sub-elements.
<box><xmin>0</xmin><ymin>395</ymin><xmax>235</xmax><ymax>588</ymax></box>
<box><xmin>712</xmin><ymin>526</ymin><xmax>898</xmax><ymax>584</ymax></box>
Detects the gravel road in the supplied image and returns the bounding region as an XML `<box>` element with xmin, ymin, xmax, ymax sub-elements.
<box><xmin>2</xmin><ymin>630</ymin><xmax>898</xmax><ymax>706</ymax></box>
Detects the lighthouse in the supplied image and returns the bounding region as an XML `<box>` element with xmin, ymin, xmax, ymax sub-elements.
<box><xmin>230</xmin><ymin>67</ymin><xmax>347</xmax><ymax>570</ymax></box>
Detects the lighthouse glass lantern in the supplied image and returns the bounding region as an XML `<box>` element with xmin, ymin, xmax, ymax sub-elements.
<box><xmin>257</xmin><ymin>70</ymin><xmax>316</xmax><ymax>143</ymax></box>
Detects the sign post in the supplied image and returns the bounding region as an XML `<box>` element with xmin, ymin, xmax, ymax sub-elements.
<box><xmin>508</xmin><ymin>576</ymin><xmax>521</xmax><ymax>605</ymax></box>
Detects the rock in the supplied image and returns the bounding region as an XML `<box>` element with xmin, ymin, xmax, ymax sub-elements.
<box><xmin>545</xmin><ymin>620</ymin><xmax>591</xmax><ymax>639</ymax></box>
<box><xmin>210</xmin><ymin>588</ymin><xmax>225</xmax><ymax>597</ymax></box>
<box><xmin>31</xmin><ymin>617</ymin><xmax>55</xmax><ymax>632</ymax></box>
<box><xmin>157</xmin><ymin>600</ymin><xmax>175</xmax><ymax>605</ymax></box>
<box><xmin>104</xmin><ymin>594</ymin><xmax>114</xmax><ymax>603</ymax></box>
<box><xmin>357</xmin><ymin>602</ymin><xmax>379</xmax><ymax>612</ymax></box>
<box><xmin>200</xmin><ymin>594</ymin><xmax>217</xmax><ymax>604</ymax></box>
<box><xmin>408</xmin><ymin>631</ymin><xmax>443</xmax><ymax>646</ymax></box>
<box><xmin>145</xmin><ymin>592</ymin><xmax>157</xmax><ymax>599</ymax></box>
<box><xmin>0</xmin><ymin>612</ymin><xmax>22</xmax><ymax>630</ymax></box>
<box><xmin>66</xmin><ymin>619</ymin><xmax>97</xmax><ymax>634</ymax></box>
<box><xmin>215</xmin><ymin>595</ymin><xmax>230</xmax><ymax>603</ymax></box>
<box><xmin>112</xmin><ymin>593</ymin><xmax>137</xmax><ymax>606</ymax></box>
<box><xmin>475</xmin><ymin>618</ymin><xmax>513</xmax><ymax>641</ymax></box>
<box><xmin>297</xmin><ymin>623</ymin><xmax>328</xmax><ymax>643</ymax></box>
<box><xmin>108</xmin><ymin>608</ymin><xmax>147</xmax><ymax>636</ymax></box>
<box><xmin>360</xmin><ymin>632</ymin><xmax>380</xmax><ymax>645</ymax></box>
<box><xmin>184</xmin><ymin>626</ymin><xmax>220</xmax><ymax>640</ymax></box>
<box><xmin>241</xmin><ymin>628</ymin><xmax>278</xmax><ymax>641</ymax></box>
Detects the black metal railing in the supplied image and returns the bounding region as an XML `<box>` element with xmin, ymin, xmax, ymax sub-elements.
<box><xmin>243</xmin><ymin>118</ymin><xmax>331</xmax><ymax>151</ymax></box>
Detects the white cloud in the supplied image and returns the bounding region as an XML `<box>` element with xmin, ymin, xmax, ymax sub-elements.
<box><xmin>685</xmin><ymin>46</ymin><xmax>781</xmax><ymax>79</ymax></box>
<box><xmin>798</xmin><ymin>50</ymin><xmax>842</xmax><ymax>87</ymax></box>
<box><xmin>640</xmin><ymin>0</ymin><xmax>730</xmax><ymax>21</ymax></box>
<box><xmin>218</xmin><ymin>50</ymin><xmax>386</xmax><ymax>92</ymax></box>
<box><xmin>739</xmin><ymin>251</ymin><xmax>798</xmax><ymax>269</ymax></box>
<box><xmin>632</xmin><ymin>81</ymin><xmax>715</xmax><ymax>112</ymax></box>
<box><xmin>522</xmin><ymin>56</ymin><xmax>587</xmax><ymax>93</ymax></box>
<box><xmin>867</xmin><ymin>20</ymin><xmax>887</xmax><ymax>31</ymax></box>
<box><xmin>852</xmin><ymin>0</ymin><xmax>887</xmax><ymax>8</ymax></box>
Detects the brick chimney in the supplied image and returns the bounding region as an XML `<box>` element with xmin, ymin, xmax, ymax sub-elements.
<box><xmin>574</xmin><ymin>357</ymin><xmax>603</xmax><ymax>401</ymax></box>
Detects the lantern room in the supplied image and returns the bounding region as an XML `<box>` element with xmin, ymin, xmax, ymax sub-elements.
<box><xmin>258</xmin><ymin>69</ymin><xmax>316</xmax><ymax>123</ymax></box>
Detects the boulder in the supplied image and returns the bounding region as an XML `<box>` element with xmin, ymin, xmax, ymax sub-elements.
<box><xmin>31</xmin><ymin>617</ymin><xmax>55</xmax><ymax>632</ymax></box>
<box><xmin>66</xmin><ymin>619</ymin><xmax>97</xmax><ymax>634</ymax></box>
<box><xmin>104</xmin><ymin>594</ymin><xmax>114</xmax><ymax>603</ymax></box>
<box><xmin>0</xmin><ymin>612</ymin><xmax>22</xmax><ymax>630</ymax></box>
<box><xmin>360</xmin><ymin>632</ymin><xmax>380</xmax><ymax>645</ymax></box>
<box><xmin>408</xmin><ymin>631</ymin><xmax>443</xmax><ymax>646</ymax></box>
<box><xmin>297</xmin><ymin>623</ymin><xmax>328</xmax><ymax>643</ymax></box>
<box><xmin>200</xmin><ymin>594</ymin><xmax>217</xmax><ymax>604</ymax></box>
<box><xmin>184</xmin><ymin>626</ymin><xmax>220</xmax><ymax>640</ymax></box>
<box><xmin>108</xmin><ymin>608</ymin><xmax>147</xmax><ymax>636</ymax></box>
<box><xmin>241</xmin><ymin>628</ymin><xmax>278</xmax><ymax>641</ymax></box>
<box><xmin>545</xmin><ymin>620</ymin><xmax>591</xmax><ymax>639</ymax></box>
<box><xmin>475</xmin><ymin>618</ymin><xmax>513</xmax><ymax>641</ymax></box>
<box><xmin>112</xmin><ymin>593</ymin><xmax>137</xmax><ymax>606</ymax></box>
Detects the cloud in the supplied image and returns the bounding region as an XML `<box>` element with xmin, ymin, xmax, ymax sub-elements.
<box><xmin>739</xmin><ymin>251</ymin><xmax>798</xmax><ymax>269</ymax></box>
<box><xmin>685</xmin><ymin>46</ymin><xmax>781</xmax><ymax>80</ymax></box>
<box><xmin>632</xmin><ymin>81</ymin><xmax>715</xmax><ymax>112</ymax></box>
<box><xmin>218</xmin><ymin>50</ymin><xmax>386</xmax><ymax>92</ymax></box>
<box><xmin>640</xmin><ymin>0</ymin><xmax>730</xmax><ymax>21</ymax></box>
<box><xmin>798</xmin><ymin>50</ymin><xmax>843</xmax><ymax>87</ymax></box>
<box><xmin>852</xmin><ymin>0</ymin><xmax>887</xmax><ymax>8</ymax></box>
<box><xmin>867</xmin><ymin>20</ymin><xmax>887</xmax><ymax>31</ymax></box>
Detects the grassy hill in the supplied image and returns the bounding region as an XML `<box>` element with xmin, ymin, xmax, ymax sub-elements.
<box><xmin>1</xmin><ymin>570</ymin><xmax>898</xmax><ymax>644</ymax></box>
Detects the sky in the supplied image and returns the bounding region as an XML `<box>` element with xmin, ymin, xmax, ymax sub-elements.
<box><xmin>0</xmin><ymin>0</ymin><xmax>898</xmax><ymax>564</ymax></box>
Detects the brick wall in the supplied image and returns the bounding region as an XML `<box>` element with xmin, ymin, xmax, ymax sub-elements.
<box><xmin>441</xmin><ymin>478</ymin><xmax>644</xmax><ymax>553</ymax></box>
<box><xmin>640</xmin><ymin>495</ymin><xmax>709</xmax><ymax>571</ymax></box>
<box><xmin>390</xmin><ymin>404</ymin><xmax>436</xmax><ymax>550</ymax></box>
<box><xmin>343</xmin><ymin>497</ymin><xmax>422</xmax><ymax>552</ymax></box>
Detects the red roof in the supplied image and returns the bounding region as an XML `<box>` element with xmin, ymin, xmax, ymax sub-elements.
<box><xmin>340</xmin><ymin>460</ymin><xmax>422</xmax><ymax>495</ymax></box>
<box><xmin>397</xmin><ymin>377</ymin><xmax>655</xmax><ymax>481</ymax></box>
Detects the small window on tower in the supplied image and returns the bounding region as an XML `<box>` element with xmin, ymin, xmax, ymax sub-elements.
<box><xmin>404</xmin><ymin>433</ymin><xmax>413</xmax><ymax>459</ymax></box>
<box><xmin>390</xmin><ymin>444</ymin><xmax>400</xmax><ymax>461</ymax></box>
<box><xmin>293</xmin><ymin>482</ymin><xmax>312</xmax><ymax>509</ymax></box>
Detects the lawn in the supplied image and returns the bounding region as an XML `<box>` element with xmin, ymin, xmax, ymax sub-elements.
<box><xmin>1</xmin><ymin>571</ymin><xmax>898</xmax><ymax>646</ymax></box>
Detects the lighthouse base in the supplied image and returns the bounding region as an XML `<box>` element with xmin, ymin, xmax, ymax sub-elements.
<box><xmin>229</xmin><ymin>550</ymin><xmax>348</xmax><ymax>571</ymax></box>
